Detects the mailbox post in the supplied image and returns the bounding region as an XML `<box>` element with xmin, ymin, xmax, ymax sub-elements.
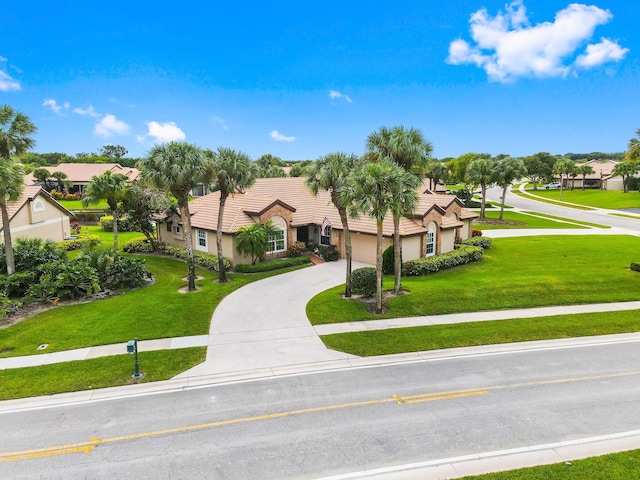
<box><xmin>126</xmin><ymin>338</ymin><xmax>144</xmax><ymax>379</ymax></box>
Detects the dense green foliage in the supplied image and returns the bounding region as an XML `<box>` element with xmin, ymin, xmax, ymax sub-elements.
<box><xmin>122</xmin><ymin>239</ymin><xmax>232</xmax><ymax>271</ymax></box>
<box><xmin>234</xmin><ymin>256</ymin><xmax>311</xmax><ymax>272</ymax></box>
<box><xmin>350</xmin><ymin>267</ymin><xmax>377</xmax><ymax>297</ymax></box>
<box><xmin>402</xmin><ymin>244</ymin><xmax>484</xmax><ymax>276</ymax></box>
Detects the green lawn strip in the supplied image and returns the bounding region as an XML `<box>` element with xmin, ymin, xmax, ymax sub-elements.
<box><xmin>0</xmin><ymin>256</ymin><xmax>310</xmax><ymax>357</ymax></box>
<box><xmin>461</xmin><ymin>449</ymin><xmax>640</xmax><ymax>479</ymax></box>
<box><xmin>0</xmin><ymin>347</ymin><xmax>206</xmax><ymax>401</ymax></box>
<box><xmin>520</xmin><ymin>211</ymin><xmax>610</xmax><ymax>228</ymax></box>
<box><xmin>321</xmin><ymin>309</ymin><xmax>640</xmax><ymax>356</ymax></box>
<box><xmin>81</xmin><ymin>225</ymin><xmax>146</xmax><ymax>249</ymax></box>
<box><xmin>610</xmin><ymin>213</ymin><xmax>640</xmax><ymax>220</ymax></box>
<box><xmin>58</xmin><ymin>199</ymin><xmax>108</xmax><ymax>210</ymax></box>
<box><xmin>473</xmin><ymin>211</ymin><xmax>587</xmax><ymax>230</ymax></box>
<box><xmin>511</xmin><ymin>190</ymin><xmax>594</xmax><ymax>210</ymax></box>
<box><xmin>307</xmin><ymin>236</ymin><xmax>640</xmax><ymax>325</ymax></box>
<box><xmin>527</xmin><ymin>189</ymin><xmax>640</xmax><ymax>210</ymax></box>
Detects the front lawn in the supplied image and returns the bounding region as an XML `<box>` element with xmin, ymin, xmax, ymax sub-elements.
<box><xmin>525</xmin><ymin>189</ymin><xmax>640</xmax><ymax>209</ymax></box>
<box><xmin>473</xmin><ymin>211</ymin><xmax>590</xmax><ymax>230</ymax></box>
<box><xmin>307</xmin><ymin>235</ymin><xmax>640</xmax><ymax>325</ymax></box>
<box><xmin>0</xmin><ymin>255</ymin><xmax>310</xmax><ymax>357</ymax></box>
<box><xmin>82</xmin><ymin>225</ymin><xmax>146</xmax><ymax>248</ymax></box>
<box><xmin>58</xmin><ymin>199</ymin><xmax>108</xmax><ymax>210</ymax></box>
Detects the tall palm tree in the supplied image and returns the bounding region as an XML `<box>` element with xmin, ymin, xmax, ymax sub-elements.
<box><xmin>0</xmin><ymin>104</ymin><xmax>37</xmax><ymax>161</ymax></box>
<box><xmin>465</xmin><ymin>157</ymin><xmax>496</xmax><ymax>220</ymax></box>
<box><xmin>424</xmin><ymin>160</ymin><xmax>449</xmax><ymax>192</ymax></box>
<box><xmin>612</xmin><ymin>161</ymin><xmax>640</xmax><ymax>193</ymax></box>
<box><xmin>82</xmin><ymin>170</ymin><xmax>129</xmax><ymax>249</ymax></box>
<box><xmin>493</xmin><ymin>157</ymin><xmax>527</xmax><ymax>220</ymax></box>
<box><xmin>32</xmin><ymin>168</ymin><xmax>53</xmax><ymax>190</ymax></box>
<box><xmin>50</xmin><ymin>171</ymin><xmax>68</xmax><ymax>192</ymax></box>
<box><xmin>577</xmin><ymin>164</ymin><xmax>595</xmax><ymax>191</ymax></box>
<box><xmin>626</xmin><ymin>128</ymin><xmax>640</xmax><ymax>164</ymax></box>
<box><xmin>366</xmin><ymin>126</ymin><xmax>432</xmax><ymax>294</ymax></box>
<box><xmin>140</xmin><ymin>142</ymin><xmax>211</xmax><ymax>292</ymax></box>
<box><xmin>307</xmin><ymin>152</ymin><xmax>361</xmax><ymax>297</ymax></box>
<box><xmin>207</xmin><ymin>147</ymin><xmax>256</xmax><ymax>282</ymax></box>
<box><xmin>554</xmin><ymin>159</ymin><xmax>575</xmax><ymax>200</ymax></box>
<box><xmin>346</xmin><ymin>159</ymin><xmax>413</xmax><ymax>313</ymax></box>
<box><xmin>0</xmin><ymin>161</ymin><xmax>25</xmax><ymax>274</ymax></box>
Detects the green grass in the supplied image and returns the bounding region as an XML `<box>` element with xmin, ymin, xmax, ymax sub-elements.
<box><xmin>473</xmin><ymin>211</ymin><xmax>589</xmax><ymax>230</ymax></box>
<box><xmin>523</xmin><ymin>189</ymin><xmax>640</xmax><ymax>209</ymax></box>
<box><xmin>0</xmin><ymin>255</ymin><xmax>310</xmax><ymax>357</ymax></box>
<box><xmin>520</xmin><ymin>211</ymin><xmax>610</xmax><ymax>228</ymax></box>
<box><xmin>58</xmin><ymin>199</ymin><xmax>108</xmax><ymax>210</ymax></box>
<box><xmin>0</xmin><ymin>348</ymin><xmax>206</xmax><ymax>400</ymax></box>
<box><xmin>462</xmin><ymin>449</ymin><xmax>640</xmax><ymax>479</ymax></box>
<box><xmin>321</xmin><ymin>309</ymin><xmax>640</xmax><ymax>356</ymax></box>
<box><xmin>611</xmin><ymin>213</ymin><xmax>640</xmax><ymax>220</ymax></box>
<box><xmin>307</xmin><ymin>235</ymin><xmax>640</xmax><ymax>325</ymax></box>
<box><xmin>512</xmin><ymin>190</ymin><xmax>595</xmax><ymax>210</ymax></box>
<box><xmin>81</xmin><ymin>225</ymin><xmax>146</xmax><ymax>249</ymax></box>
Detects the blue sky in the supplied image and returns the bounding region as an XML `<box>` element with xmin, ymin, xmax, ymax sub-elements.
<box><xmin>1</xmin><ymin>0</ymin><xmax>637</xmax><ymax>160</ymax></box>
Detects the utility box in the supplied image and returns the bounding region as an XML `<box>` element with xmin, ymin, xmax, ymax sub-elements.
<box><xmin>127</xmin><ymin>340</ymin><xmax>136</xmax><ymax>354</ymax></box>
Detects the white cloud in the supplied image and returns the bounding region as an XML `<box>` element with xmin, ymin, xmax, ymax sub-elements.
<box><xmin>73</xmin><ymin>104</ymin><xmax>100</xmax><ymax>117</ymax></box>
<box><xmin>447</xmin><ymin>1</ymin><xmax>628</xmax><ymax>82</ymax></box>
<box><xmin>94</xmin><ymin>114</ymin><xmax>131</xmax><ymax>137</ymax></box>
<box><xmin>0</xmin><ymin>57</ymin><xmax>20</xmax><ymax>91</ymax></box>
<box><xmin>146</xmin><ymin>121</ymin><xmax>186</xmax><ymax>142</ymax></box>
<box><xmin>576</xmin><ymin>38</ymin><xmax>629</xmax><ymax>67</ymax></box>
<box><xmin>42</xmin><ymin>99</ymin><xmax>70</xmax><ymax>115</ymax></box>
<box><xmin>329</xmin><ymin>90</ymin><xmax>353</xmax><ymax>103</ymax></box>
<box><xmin>270</xmin><ymin>130</ymin><xmax>296</xmax><ymax>142</ymax></box>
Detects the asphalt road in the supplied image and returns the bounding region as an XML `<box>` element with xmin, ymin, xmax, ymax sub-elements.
<box><xmin>2</xmin><ymin>340</ymin><xmax>640</xmax><ymax>479</ymax></box>
<box><xmin>486</xmin><ymin>186</ymin><xmax>640</xmax><ymax>233</ymax></box>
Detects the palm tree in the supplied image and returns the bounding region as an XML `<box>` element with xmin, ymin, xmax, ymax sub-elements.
<box><xmin>554</xmin><ymin>159</ymin><xmax>575</xmax><ymax>200</ymax></box>
<box><xmin>424</xmin><ymin>160</ymin><xmax>449</xmax><ymax>192</ymax></box>
<box><xmin>576</xmin><ymin>164</ymin><xmax>595</xmax><ymax>191</ymax></box>
<box><xmin>346</xmin><ymin>159</ymin><xmax>414</xmax><ymax>313</ymax></box>
<box><xmin>465</xmin><ymin>157</ymin><xmax>496</xmax><ymax>219</ymax></box>
<box><xmin>82</xmin><ymin>170</ymin><xmax>129</xmax><ymax>249</ymax></box>
<box><xmin>32</xmin><ymin>168</ymin><xmax>53</xmax><ymax>190</ymax></box>
<box><xmin>307</xmin><ymin>152</ymin><xmax>361</xmax><ymax>297</ymax></box>
<box><xmin>626</xmin><ymin>128</ymin><xmax>640</xmax><ymax>164</ymax></box>
<box><xmin>0</xmin><ymin>161</ymin><xmax>25</xmax><ymax>274</ymax></box>
<box><xmin>207</xmin><ymin>147</ymin><xmax>256</xmax><ymax>283</ymax></box>
<box><xmin>493</xmin><ymin>157</ymin><xmax>527</xmax><ymax>220</ymax></box>
<box><xmin>366</xmin><ymin>126</ymin><xmax>432</xmax><ymax>295</ymax></box>
<box><xmin>50</xmin><ymin>171</ymin><xmax>68</xmax><ymax>193</ymax></box>
<box><xmin>0</xmin><ymin>104</ymin><xmax>37</xmax><ymax>161</ymax></box>
<box><xmin>140</xmin><ymin>142</ymin><xmax>211</xmax><ymax>292</ymax></box>
<box><xmin>612</xmin><ymin>162</ymin><xmax>640</xmax><ymax>193</ymax></box>
<box><xmin>235</xmin><ymin>223</ymin><xmax>269</xmax><ymax>265</ymax></box>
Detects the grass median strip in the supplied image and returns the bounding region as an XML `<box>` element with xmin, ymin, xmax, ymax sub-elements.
<box><xmin>0</xmin><ymin>347</ymin><xmax>206</xmax><ymax>401</ymax></box>
<box><xmin>473</xmin><ymin>211</ymin><xmax>589</xmax><ymax>230</ymax></box>
<box><xmin>321</xmin><ymin>309</ymin><xmax>640</xmax><ymax>356</ymax></box>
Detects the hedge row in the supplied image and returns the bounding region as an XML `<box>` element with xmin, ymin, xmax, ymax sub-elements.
<box><xmin>460</xmin><ymin>236</ymin><xmax>493</xmax><ymax>250</ymax></box>
<box><xmin>235</xmin><ymin>256</ymin><xmax>311</xmax><ymax>273</ymax></box>
<box><xmin>401</xmin><ymin>245</ymin><xmax>484</xmax><ymax>277</ymax></box>
<box><xmin>99</xmin><ymin>216</ymin><xmax>136</xmax><ymax>232</ymax></box>
<box><xmin>56</xmin><ymin>235</ymin><xmax>102</xmax><ymax>251</ymax></box>
<box><xmin>122</xmin><ymin>239</ymin><xmax>232</xmax><ymax>272</ymax></box>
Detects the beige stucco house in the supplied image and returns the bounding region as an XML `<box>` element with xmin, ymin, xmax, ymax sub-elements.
<box><xmin>24</xmin><ymin>163</ymin><xmax>140</xmax><ymax>194</ymax></box>
<box><xmin>157</xmin><ymin>177</ymin><xmax>478</xmax><ymax>265</ymax></box>
<box><xmin>0</xmin><ymin>186</ymin><xmax>74</xmax><ymax>243</ymax></box>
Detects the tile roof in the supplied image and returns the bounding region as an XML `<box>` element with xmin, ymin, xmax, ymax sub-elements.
<box><xmin>24</xmin><ymin>163</ymin><xmax>140</xmax><ymax>184</ymax></box>
<box><xmin>0</xmin><ymin>186</ymin><xmax>73</xmax><ymax>231</ymax></box>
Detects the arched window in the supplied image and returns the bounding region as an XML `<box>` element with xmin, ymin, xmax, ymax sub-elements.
<box><xmin>426</xmin><ymin>222</ymin><xmax>436</xmax><ymax>256</ymax></box>
<box><xmin>32</xmin><ymin>199</ymin><xmax>45</xmax><ymax>213</ymax></box>
<box><xmin>267</xmin><ymin>216</ymin><xmax>287</xmax><ymax>253</ymax></box>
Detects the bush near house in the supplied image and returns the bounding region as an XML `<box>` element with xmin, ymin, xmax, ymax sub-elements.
<box><xmin>121</xmin><ymin>239</ymin><xmax>232</xmax><ymax>272</ymax></box>
<box><xmin>382</xmin><ymin>245</ymin><xmax>400</xmax><ymax>275</ymax></box>
<box><xmin>317</xmin><ymin>244</ymin><xmax>339</xmax><ymax>261</ymax></box>
<box><xmin>350</xmin><ymin>267</ymin><xmax>377</xmax><ymax>297</ymax></box>
<box><xmin>461</xmin><ymin>236</ymin><xmax>493</xmax><ymax>250</ymax></box>
<box><xmin>288</xmin><ymin>241</ymin><xmax>306</xmax><ymax>257</ymax></box>
<box><xmin>402</xmin><ymin>244</ymin><xmax>484</xmax><ymax>277</ymax></box>
<box><xmin>56</xmin><ymin>236</ymin><xmax>101</xmax><ymax>251</ymax></box>
<box><xmin>99</xmin><ymin>215</ymin><xmax>136</xmax><ymax>232</ymax></box>
<box><xmin>235</xmin><ymin>256</ymin><xmax>311</xmax><ymax>273</ymax></box>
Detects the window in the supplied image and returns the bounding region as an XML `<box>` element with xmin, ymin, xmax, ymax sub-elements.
<box><xmin>32</xmin><ymin>199</ymin><xmax>45</xmax><ymax>213</ymax></box>
<box><xmin>320</xmin><ymin>226</ymin><xmax>331</xmax><ymax>246</ymax></box>
<box><xmin>267</xmin><ymin>216</ymin><xmax>286</xmax><ymax>253</ymax></box>
<box><xmin>174</xmin><ymin>225</ymin><xmax>181</xmax><ymax>235</ymax></box>
<box><xmin>197</xmin><ymin>229</ymin><xmax>207</xmax><ymax>248</ymax></box>
<box><xmin>426</xmin><ymin>222</ymin><xmax>436</xmax><ymax>256</ymax></box>
<box><xmin>166</xmin><ymin>222</ymin><xmax>172</xmax><ymax>232</ymax></box>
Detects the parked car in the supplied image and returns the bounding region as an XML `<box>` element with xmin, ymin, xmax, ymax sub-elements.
<box><xmin>544</xmin><ymin>182</ymin><xmax>562</xmax><ymax>190</ymax></box>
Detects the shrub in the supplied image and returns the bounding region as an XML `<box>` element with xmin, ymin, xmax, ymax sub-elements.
<box><xmin>70</xmin><ymin>221</ymin><xmax>82</xmax><ymax>235</ymax></box>
<box><xmin>472</xmin><ymin>229</ymin><xmax>483</xmax><ymax>237</ymax></box>
<box><xmin>8</xmin><ymin>238</ymin><xmax>66</xmax><ymax>274</ymax></box>
<box><xmin>461</xmin><ymin>236</ymin><xmax>492</xmax><ymax>250</ymax></box>
<box><xmin>402</xmin><ymin>245</ymin><xmax>484</xmax><ymax>277</ymax></box>
<box><xmin>631</xmin><ymin>262</ymin><xmax>640</xmax><ymax>272</ymax></box>
<box><xmin>0</xmin><ymin>293</ymin><xmax>22</xmax><ymax>319</ymax></box>
<box><xmin>158</xmin><ymin>243</ymin><xmax>232</xmax><ymax>272</ymax></box>
<box><xmin>318</xmin><ymin>244</ymin><xmax>339</xmax><ymax>261</ymax></box>
<box><xmin>351</xmin><ymin>267</ymin><xmax>377</xmax><ymax>297</ymax></box>
<box><xmin>288</xmin><ymin>241</ymin><xmax>306</xmax><ymax>257</ymax></box>
<box><xmin>99</xmin><ymin>215</ymin><xmax>135</xmax><ymax>232</ymax></box>
<box><xmin>0</xmin><ymin>272</ymin><xmax>37</xmax><ymax>298</ymax></box>
<box><xmin>382</xmin><ymin>245</ymin><xmax>402</xmax><ymax>275</ymax></box>
<box><xmin>122</xmin><ymin>238</ymin><xmax>155</xmax><ymax>253</ymax></box>
<box><xmin>235</xmin><ymin>256</ymin><xmax>311</xmax><ymax>273</ymax></box>
<box><xmin>77</xmin><ymin>248</ymin><xmax>152</xmax><ymax>290</ymax></box>
<box><xmin>50</xmin><ymin>189</ymin><xmax>64</xmax><ymax>200</ymax></box>
<box><xmin>57</xmin><ymin>236</ymin><xmax>102</xmax><ymax>251</ymax></box>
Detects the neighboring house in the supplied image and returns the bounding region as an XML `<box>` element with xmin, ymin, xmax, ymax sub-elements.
<box><xmin>24</xmin><ymin>163</ymin><xmax>140</xmax><ymax>194</ymax></box>
<box><xmin>157</xmin><ymin>177</ymin><xmax>478</xmax><ymax>265</ymax></box>
<box><xmin>0</xmin><ymin>186</ymin><xmax>74</xmax><ymax>243</ymax></box>
<box><xmin>558</xmin><ymin>160</ymin><xmax>635</xmax><ymax>191</ymax></box>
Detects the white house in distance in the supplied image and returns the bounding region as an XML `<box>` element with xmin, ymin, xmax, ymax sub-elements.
<box><xmin>0</xmin><ymin>186</ymin><xmax>73</xmax><ymax>243</ymax></box>
<box><xmin>24</xmin><ymin>163</ymin><xmax>140</xmax><ymax>194</ymax></box>
<box><xmin>157</xmin><ymin>177</ymin><xmax>478</xmax><ymax>265</ymax></box>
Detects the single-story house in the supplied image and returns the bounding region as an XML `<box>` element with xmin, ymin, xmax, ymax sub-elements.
<box><xmin>157</xmin><ymin>177</ymin><xmax>478</xmax><ymax>265</ymax></box>
<box><xmin>557</xmin><ymin>160</ymin><xmax>636</xmax><ymax>191</ymax></box>
<box><xmin>24</xmin><ymin>163</ymin><xmax>140</xmax><ymax>194</ymax></box>
<box><xmin>0</xmin><ymin>186</ymin><xmax>74</xmax><ymax>243</ymax></box>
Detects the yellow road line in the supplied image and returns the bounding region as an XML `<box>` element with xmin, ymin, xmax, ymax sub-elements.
<box><xmin>2</xmin><ymin>370</ymin><xmax>639</xmax><ymax>463</ymax></box>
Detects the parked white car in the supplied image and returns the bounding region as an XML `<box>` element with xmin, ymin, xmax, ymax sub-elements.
<box><xmin>544</xmin><ymin>182</ymin><xmax>562</xmax><ymax>190</ymax></box>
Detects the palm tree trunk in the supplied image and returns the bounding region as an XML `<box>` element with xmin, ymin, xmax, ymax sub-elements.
<box><xmin>217</xmin><ymin>194</ymin><xmax>228</xmax><ymax>283</ymax></box>
<box><xmin>498</xmin><ymin>185</ymin><xmax>508</xmax><ymax>220</ymax></box>
<box><xmin>180</xmin><ymin>196</ymin><xmax>197</xmax><ymax>292</ymax></box>
<box><xmin>111</xmin><ymin>209</ymin><xmax>119</xmax><ymax>250</ymax></box>
<box><xmin>393</xmin><ymin>214</ymin><xmax>402</xmax><ymax>295</ymax></box>
<box><xmin>338</xmin><ymin>207</ymin><xmax>352</xmax><ymax>297</ymax></box>
<box><xmin>1</xmin><ymin>201</ymin><xmax>15</xmax><ymax>275</ymax></box>
<box><xmin>480</xmin><ymin>184</ymin><xmax>487</xmax><ymax>219</ymax></box>
<box><xmin>375</xmin><ymin>220</ymin><xmax>383</xmax><ymax>314</ymax></box>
